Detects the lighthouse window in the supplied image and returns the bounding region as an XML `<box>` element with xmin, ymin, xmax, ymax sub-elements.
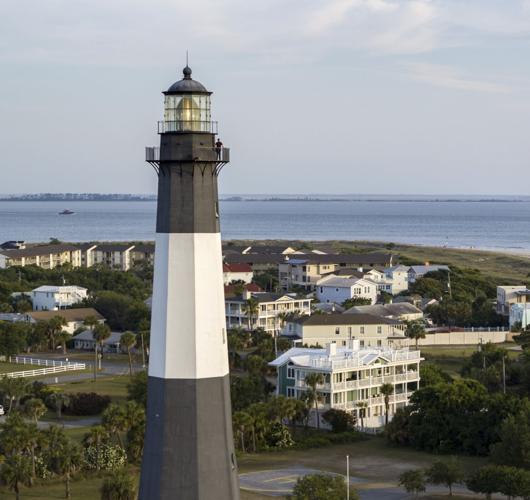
<box><xmin>164</xmin><ymin>94</ymin><xmax>211</xmax><ymax>132</ymax></box>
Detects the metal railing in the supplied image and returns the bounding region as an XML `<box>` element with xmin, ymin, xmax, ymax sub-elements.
<box><xmin>158</xmin><ymin>120</ymin><xmax>218</xmax><ymax>134</ymax></box>
<box><xmin>145</xmin><ymin>146</ymin><xmax>229</xmax><ymax>163</ymax></box>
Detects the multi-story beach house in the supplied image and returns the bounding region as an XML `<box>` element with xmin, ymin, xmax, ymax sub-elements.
<box><xmin>225</xmin><ymin>291</ymin><xmax>312</xmax><ymax>335</ymax></box>
<box><xmin>282</xmin><ymin>313</ymin><xmax>406</xmax><ymax>348</ymax></box>
<box><xmin>270</xmin><ymin>342</ymin><xmax>422</xmax><ymax>429</ymax></box>
<box><xmin>497</xmin><ymin>285</ymin><xmax>530</xmax><ymax>316</ymax></box>
<box><xmin>278</xmin><ymin>253</ymin><xmax>394</xmax><ymax>291</ymax></box>
<box><xmin>31</xmin><ymin>285</ymin><xmax>88</xmax><ymax>311</ymax></box>
<box><xmin>316</xmin><ymin>276</ymin><xmax>378</xmax><ymax>305</ymax></box>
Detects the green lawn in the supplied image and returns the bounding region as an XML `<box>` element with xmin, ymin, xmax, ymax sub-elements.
<box><xmin>56</xmin><ymin>375</ymin><xmax>130</xmax><ymax>403</ymax></box>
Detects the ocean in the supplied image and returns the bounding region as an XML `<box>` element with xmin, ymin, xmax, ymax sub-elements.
<box><xmin>0</xmin><ymin>196</ymin><xmax>530</xmax><ymax>253</ymax></box>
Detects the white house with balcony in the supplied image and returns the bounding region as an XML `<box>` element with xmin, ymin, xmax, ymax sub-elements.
<box><xmin>497</xmin><ymin>285</ymin><xmax>530</xmax><ymax>316</ymax></box>
<box><xmin>225</xmin><ymin>291</ymin><xmax>312</xmax><ymax>335</ymax></box>
<box><xmin>316</xmin><ymin>276</ymin><xmax>378</xmax><ymax>305</ymax></box>
<box><xmin>270</xmin><ymin>342</ymin><xmax>422</xmax><ymax>430</ymax></box>
<box><xmin>31</xmin><ymin>285</ymin><xmax>88</xmax><ymax>311</ymax></box>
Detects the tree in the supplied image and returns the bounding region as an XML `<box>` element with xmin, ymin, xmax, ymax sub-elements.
<box><xmin>426</xmin><ymin>457</ymin><xmax>464</xmax><ymax>496</ymax></box>
<box><xmin>100</xmin><ymin>469</ymin><xmax>137</xmax><ymax>500</ymax></box>
<box><xmin>379</xmin><ymin>382</ymin><xmax>394</xmax><ymax>426</ymax></box>
<box><xmin>233</xmin><ymin>410</ymin><xmax>252</xmax><ymax>452</ymax></box>
<box><xmin>466</xmin><ymin>465</ymin><xmax>508</xmax><ymax>500</ymax></box>
<box><xmin>102</xmin><ymin>403</ymin><xmax>126</xmax><ymax>448</ymax></box>
<box><xmin>405</xmin><ymin>320</ymin><xmax>426</xmax><ymax>349</ymax></box>
<box><xmin>93</xmin><ymin>323</ymin><xmax>111</xmax><ymax>381</ymax></box>
<box><xmin>242</xmin><ymin>297</ymin><xmax>259</xmax><ymax>330</ymax></box>
<box><xmin>0</xmin><ymin>376</ymin><xmax>30</xmax><ymax>413</ymax></box>
<box><xmin>56</xmin><ymin>330</ymin><xmax>70</xmax><ymax>355</ymax></box>
<box><xmin>120</xmin><ymin>331</ymin><xmax>136</xmax><ymax>377</ymax></box>
<box><xmin>322</xmin><ymin>408</ymin><xmax>356</xmax><ymax>433</ymax></box>
<box><xmin>305</xmin><ymin>372</ymin><xmax>325</xmax><ymax>430</ymax></box>
<box><xmin>356</xmin><ymin>401</ymin><xmax>368</xmax><ymax>430</ymax></box>
<box><xmin>398</xmin><ymin>470</ymin><xmax>426</xmax><ymax>498</ymax></box>
<box><xmin>46</xmin><ymin>315</ymin><xmax>67</xmax><ymax>351</ymax></box>
<box><xmin>23</xmin><ymin>398</ymin><xmax>47</xmax><ymax>424</ymax></box>
<box><xmin>0</xmin><ymin>455</ymin><xmax>33</xmax><ymax>500</ymax></box>
<box><xmin>291</xmin><ymin>473</ymin><xmax>353</xmax><ymax>500</ymax></box>
<box><xmin>342</xmin><ymin>297</ymin><xmax>372</xmax><ymax>309</ymax></box>
<box><xmin>420</xmin><ymin>364</ymin><xmax>452</xmax><ymax>387</ymax></box>
<box><xmin>127</xmin><ymin>370</ymin><xmax>147</xmax><ymax>408</ymax></box>
<box><xmin>82</xmin><ymin>426</ymin><xmax>111</xmax><ymax>471</ymax></box>
<box><xmin>46</xmin><ymin>391</ymin><xmax>70</xmax><ymax>420</ymax></box>
<box><xmin>491</xmin><ymin>406</ymin><xmax>530</xmax><ymax>469</ymax></box>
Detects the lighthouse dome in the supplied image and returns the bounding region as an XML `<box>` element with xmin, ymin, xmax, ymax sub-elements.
<box><xmin>165</xmin><ymin>66</ymin><xmax>210</xmax><ymax>94</ymax></box>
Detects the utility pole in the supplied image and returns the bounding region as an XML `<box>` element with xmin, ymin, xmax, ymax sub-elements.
<box><xmin>502</xmin><ymin>355</ymin><xmax>506</xmax><ymax>394</ymax></box>
<box><xmin>346</xmin><ymin>455</ymin><xmax>350</xmax><ymax>500</ymax></box>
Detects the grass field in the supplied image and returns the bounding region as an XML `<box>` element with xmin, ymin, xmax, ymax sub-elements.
<box><xmin>56</xmin><ymin>375</ymin><xmax>130</xmax><ymax>403</ymax></box>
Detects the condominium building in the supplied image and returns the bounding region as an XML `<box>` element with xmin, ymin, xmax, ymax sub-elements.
<box><xmin>270</xmin><ymin>342</ymin><xmax>422</xmax><ymax>429</ymax></box>
<box><xmin>31</xmin><ymin>285</ymin><xmax>88</xmax><ymax>311</ymax></box>
<box><xmin>0</xmin><ymin>244</ymin><xmax>82</xmax><ymax>269</ymax></box>
<box><xmin>92</xmin><ymin>244</ymin><xmax>135</xmax><ymax>271</ymax></box>
<box><xmin>225</xmin><ymin>291</ymin><xmax>312</xmax><ymax>335</ymax></box>
<box><xmin>283</xmin><ymin>313</ymin><xmax>406</xmax><ymax>348</ymax></box>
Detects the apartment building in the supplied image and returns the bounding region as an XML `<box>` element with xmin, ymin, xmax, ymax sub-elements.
<box><xmin>31</xmin><ymin>285</ymin><xmax>88</xmax><ymax>311</ymax></box>
<box><xmin>130</xmin><ymin>244</ymin><xmax>155</xmax><ymax>267</ymax></box>
<box><xmin>92</xmin><ymin>244</ymin><xmax>135</xmax><ymax>271</ymax></box>
<box><xmin>283</xmin><ymin>313</ymin><xmax>406</xmax><ymax>348</ymax></box>
<box><xmin>270</xmin><ymin>342</ymin><xmax>422</xmax><ymax>429</ymax></box>
<box><xmin>225</xmin><ymin>291</ymin><xmax>312</xmax><ymax>335</ymax></box>
<box><xmin>0</xmin><ymin>244</ymin><xmax>82</xmax><ymax>269</ymax></box>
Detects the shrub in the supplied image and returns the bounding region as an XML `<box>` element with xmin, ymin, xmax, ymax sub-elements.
<box><xmin>264</xmin><ymin>422</ymin><xmax>294</xmax><ymax>449</ymax></box>
<box><xmin>84</xmin><ymin>444</ymin><xmax>127</xmax><ymax>471</ymax></box>
<box><xmin>65</xmin><ymin>392</ymin><xmax>111</xmax><ymax>416</ymax></box>
<box><xmin>291</xmin><ymin>473</ymin><xmax>355</xmax><ymax>500</ymax></box>
<box><xmin>322</xmin><ymin>409</ymin><xmax>356</xmax><ymax>433</ymax></box>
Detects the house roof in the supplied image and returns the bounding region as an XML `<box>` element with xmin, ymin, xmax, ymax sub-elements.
<box><xmin>317</xmin><ymin>276</ymin><xmax>374</xmax><ymax>288</ymax></box>
<box><xmin>28</xmin><ymin>308</ymin><xmax>104</xmax><ymax>323</ymax></box>
<box><xmin>243</xmin><ymin>245</ymin><xmax>297</xmax><ymax>255</ymax></box>
<box><xmin>409</xmin><ymin>265</ymin><xmax>449</xmax><ymax>275</ymax></box>
<box><xmin>223</xmin><ymin>263</ymin><xmax>253</xmax><ymax>273</ymax></box>
<box><xmin>32</xmin><ymin>285</ymin><xmax>87</xmax><ymax>294</ymax></box>
<box><xmin>131</xmin><ymin>244</ymin><xmax>155</xmax><ymax>253</ymax></box>
<box><xmin>298</xmin><ymin>313</ymin><xmax>400</xmax><ymax>326</ymax></box>
<box><xmin>223</xmin><ymin>254</ymin><xmax>286</xmax><ymax>265</ymax></box>
<box><xmin>321</xmin><ymin>268</ymin><xmax>365</xmax><ymax>278</ymax></box>
<box><xmin>224</xmin><ymin>283</ymin><xmax>263</xmax><ymax>298</ymax></box>
<box><xmin>345</xmin><ymin>303</ymin><xmax>422</xmax><ymax>318</ymax></box>
<box><xmin>284</xmin><ymin>253</ymin><xmax>394</xmax><ymax>266</ymax></box>
<box><xmin>73</xmin><ymin>330</ymin><xmax>125</xmax><ymax>344</ymax></box>
<box><xmin>0</xmin><ymin>244</ymin><xmax>79</xmax><ymax>258</ymax></box>
<box><xmin>95</xmin><ymin>244</ymin><xmax>135</xmax><ymax>252</ymax></box>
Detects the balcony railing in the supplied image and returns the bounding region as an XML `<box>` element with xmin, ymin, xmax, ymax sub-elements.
<box><xmin>158</xmin><ymin>120</ymin><xmax>218</xmax><ymax>134</ymax></box>
<box><xmin>145</xmin><ymin>146</ymin><xmax>230</xmax><ymax>164</ymax></box>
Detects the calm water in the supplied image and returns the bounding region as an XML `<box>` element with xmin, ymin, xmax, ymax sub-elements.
<box><xmin>0</xmin><ymin>198</ymin><xmax>530</xmax><ymax>252</ymax></box>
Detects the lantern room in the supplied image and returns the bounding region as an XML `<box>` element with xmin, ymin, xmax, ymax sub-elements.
<box><xmin>160</xmin><ymin>66</ymin><xmax>213</xmax><ymax>133</ymax></box>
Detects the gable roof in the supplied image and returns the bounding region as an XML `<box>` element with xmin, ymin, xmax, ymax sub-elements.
<box><xmin>345</xmin><ymin>303</ymin><xmax>422</xmax><ymax>317</ymax></box>
<box><xmin>284</xmin><ymin>253</ymin><xmax>394</xmax><ymax>266</ymax></box>
<box><xmin>223</xmin><ymin>263</ymin><xmax>253</xmax><ymax>273</ymax></box>
<box><xmin>28</xmin><ymin>308</ymin><xmax>104</xmax><ymax>323</ymax></box>
<box><xmin>317</xmin><ymin>276</ymin><xmax>375</xmax><ymax>288</ymax></box>
<box><xmin>0</xmin><ymin>244</ymin><xmax>79</xmax><ymax>258</ymax></box>
<box><xmin>299</xmin><ymin>313</ymin><xmax>400</xmax><ymax>326</ymax></box>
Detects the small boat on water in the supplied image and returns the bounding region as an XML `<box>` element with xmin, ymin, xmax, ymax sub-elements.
<box><xmin>59</xmin><ymin>209</ymin><xmax>75</xmax><ymax>215</ymax></box>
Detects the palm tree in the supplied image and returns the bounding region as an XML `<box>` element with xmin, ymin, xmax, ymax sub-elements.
<box><xmin>23</xmin><ymin>398</ymin><xmax>47</xmax><ymax>424</ymax></box>
<box><xmin>46</xmin><ymin>391</ymin><xmax>70</xmax><ymax>420</ymax></box>
<box><xmin>305</xmin><ymin>372</ymin><xmax>325</xmax><ymax>429</ymax></box>
<box><xmin>356</xmin><ymin>401</ymin><xmax>368</xmax><ymax>430</ymax></box>
<box><xmin>0</xmin><ymin>455</ymin><xmax>33</xmax><ymax>500</ymax></box>
<box><xmin>405</xmin><ymin>320</ymin><xmax>426</xmax><ymax>349</ymax></box>
<box><xmin>242</xmin><ymin>297</ymin><xmax>259</xmax><ymax>331</ymax></box>
<box><xmin>247</xmin><ymin>403</ymin><xmax>268</xmax><ymax>452</ymax></box>
<box><xmin>56</xmin><ymin>441</ymin><xmax>82</xmax><ymax>499</ymax></box>
<box><xmin>120</xmin><ymin>331</ymin><xmax>136</xmax><ymax>377</ymax></box>
<box><xmin>380</xmin><ymin>383</ymin><xmax>394</xmax><ymax>426</ymax></box>
<box><xmin>102</xmin><ymin>403</ymin><xmax>126</xmax><ymax>448</ymax></box>
<box><xmin>233</xmin><ymin>411</ymin><xmax>252</xmax><ymax>452</ymax></box>
<box><xmin>0</xmin><ymin>376</ymin><xmax>29</xmax><ymax>414</ymax></box>
<box><xmin>47</xmin><ymin>315</ymin><xmax>67</xmax><ymax>351</ymax></box>
<box><xmin>56</xmin><ymin>330</ymin><xmax>70</xmax><ymax>355</ymax></box>
<box><xmin>100</xmin><ymin>468</ymin><xmax>137</xmax><ymax>500</ymax></box>
<box><xmin>83</xmin><ymin>314</ymin><xmax>100</xmax><ymax>332</ymax></box>
<box><xmin>92</xmin><ymin>323</ymin><xmax>111</xmax><ymax>381</ymax></box>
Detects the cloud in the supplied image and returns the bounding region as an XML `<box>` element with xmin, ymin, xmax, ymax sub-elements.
<box><xmin>402</xmin><ymin>62</ymin><xmax>510</xmax><ymax>93</ymax></box>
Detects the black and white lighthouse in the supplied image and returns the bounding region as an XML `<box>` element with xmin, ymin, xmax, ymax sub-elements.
<box><xmin>139</xmin><ymin>66</ymin><xmax>240</xmax><ymax>500</ymax></box>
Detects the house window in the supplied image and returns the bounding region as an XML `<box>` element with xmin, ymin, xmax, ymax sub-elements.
<box><xmin>287</xmin><ymin>388</ymin><xmax>295</xmax><ymax>397</ymax></box>
<box><xmin>360</xmin><ymin>326</ymin><xmax>365</xmax><ymax>334</ymax></box>
<box><xmin>320</xmin><ymin>287</ymin><xmax>323</xmax><ymax>293</ymax></box>
<box><xmin>360</xmin><ymin>340</ymin><xmax>365</xmax><ymax>347</ymax></box>
<box><xmin>377</xmin><ymin>326</ymin><xmax>382</xmax><ymax>334</ymax></box>
<box><xmin>287</xmin><ymin>367</ymin><xmax>295</xmax><ymax>379</ymax></box>
<box><xmin>335</xmin><ymin>327</ymin><xmax>340</xmax><ymax>335</ymax></box>
<box><xmin>377</xmin><ymin>340</ymin><xmax>382</xmax><ymax>347</ymax></box>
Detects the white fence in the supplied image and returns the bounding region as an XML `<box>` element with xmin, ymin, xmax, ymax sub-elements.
<box><xmin>1</xmin><ymin>356</ymin><xmax>86</xmax><ymax>379</ymax></box>
<box><xmin>4</xmin><ymin>363</ymin><xmax>86</xmax><ymax>379</ymax></box>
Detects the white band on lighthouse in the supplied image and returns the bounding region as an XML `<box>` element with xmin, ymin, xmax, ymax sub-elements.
<box><xmin>149</xmin><ymin>232</ymin><xmax>229</xmax><ymax>380</ymax></box>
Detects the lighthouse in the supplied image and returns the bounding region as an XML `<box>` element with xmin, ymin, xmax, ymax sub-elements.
<box><xmin>139</xmin><ymin>66</ymin><xmax>240</xmax><ymax>500</ymax></box>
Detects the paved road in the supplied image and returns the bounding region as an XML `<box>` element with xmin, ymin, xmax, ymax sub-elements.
<box><xmin>239</xmin><ymin>467</ymin><xmax>504</xmax><ymax>499</ymax></box>
<box><xmin>0</xmin><ymin>414</ymin><xmax>100</xmax><ymax>429</ymax></box>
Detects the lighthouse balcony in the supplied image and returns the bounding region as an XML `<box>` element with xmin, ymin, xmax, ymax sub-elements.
<box><xmin>145</xmin><ymin>146</ymin><xmax>229</xmax><ymax>164</ymax></box>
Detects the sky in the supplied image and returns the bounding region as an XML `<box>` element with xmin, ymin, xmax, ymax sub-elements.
<box><xmin>1</xmin><ymin>0</ymin><xmax>530</xmax><ymax>195</ymax></box>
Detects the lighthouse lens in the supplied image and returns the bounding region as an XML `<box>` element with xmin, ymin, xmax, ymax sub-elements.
<box><xmin>164</xmin><ymin>94</ymin><xmax>211</xmax><ymax>132</ymax></box>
